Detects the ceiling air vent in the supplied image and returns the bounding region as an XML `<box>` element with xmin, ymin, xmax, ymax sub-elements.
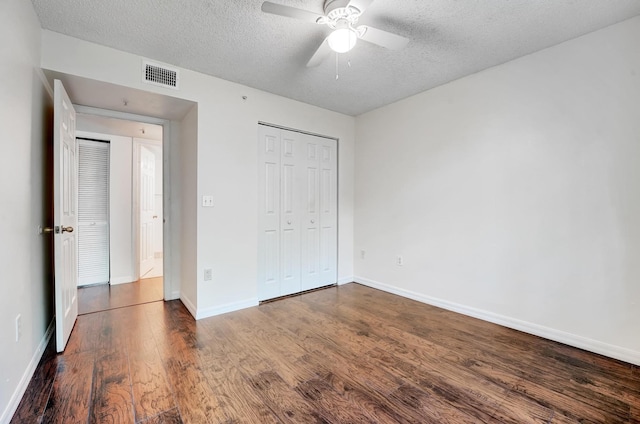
<box><xmin>142</xmin><ymin>60</ymin><xmax>179</xmax><ymax>90</ymax></box>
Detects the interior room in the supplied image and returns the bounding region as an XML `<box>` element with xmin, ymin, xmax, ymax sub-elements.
<box><xmin>2</xmin><ymin>0</ymin><xmax>639</xmax><ymax>422</ymax></box>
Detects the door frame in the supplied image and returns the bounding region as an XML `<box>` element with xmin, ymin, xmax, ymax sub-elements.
<box><xmin>75</xmin><ymin>105</ymin><xmax>175</xmax><ymax>301</ymax></box>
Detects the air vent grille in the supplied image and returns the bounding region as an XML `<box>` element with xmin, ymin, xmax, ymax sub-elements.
<box><xmin>142</xmin><ymin>61</ymin><xmax>179</xmax><ymax>89</ymax></box>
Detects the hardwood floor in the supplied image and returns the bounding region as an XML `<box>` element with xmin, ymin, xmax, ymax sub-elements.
<box><xmin>78</xmin><ymin>277</ymin><xmax>164</xmax><ymax>315</ymax></box>
<box><xmin>12</xmin><ymin>283</ymin><xmax>640</xmax><ymax>423</ymax></box>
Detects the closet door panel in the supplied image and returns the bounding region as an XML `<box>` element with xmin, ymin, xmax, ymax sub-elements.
<box><xmin>279</xmin><ymin>130</ymin><xmax>302</xmax><ymax>296</ymax></box>
<box><xmin>78</xmin><ymin>139</ymin><xmax>110</xmax><ymax>286</ymax></box>
<box><xmin>258</xmin><ymin>125</ymin><xmax>337</xmax><ymax>300</ymax></box>
<box><xmin>301</xmin><ymin>134</ymin><xmax>321</xmax><ymax>290</ymax></box>
<box><xmin>318</xmin><ymin>140</ymin><xmax>337</xmax><ymax>286</ymax></box>
<box><xmin>258</xmin><ymin>126</ymin><xmax>281</xmax><ymax>300</ymax></box>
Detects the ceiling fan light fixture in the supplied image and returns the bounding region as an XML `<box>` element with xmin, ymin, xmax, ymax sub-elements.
<box><xmin>328</xmin><ymin>28</ymin><xmax>358</xmax><ymax>53</ymax></box>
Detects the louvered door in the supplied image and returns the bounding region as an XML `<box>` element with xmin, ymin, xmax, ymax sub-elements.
<box><xmin>77</xmin><ymin>139</ymin><xmax>110</xmax><ymax>286</ymax></box>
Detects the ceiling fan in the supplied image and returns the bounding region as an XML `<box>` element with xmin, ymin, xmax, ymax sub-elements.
<box><xmin>261</xmin><ymin>0</ymin><xmax>410</xmax><ymax>67</ymax></box>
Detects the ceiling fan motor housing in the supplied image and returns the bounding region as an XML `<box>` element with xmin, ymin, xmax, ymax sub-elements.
<box><xmin>323</xmin><ymin>0</ymin><xmax>354</xmax><ymax>14</ymax></box>
<box><xmin>320</xmin><ymin>0</ymin><xmax>362</xmax><ymax>33</ymax></box>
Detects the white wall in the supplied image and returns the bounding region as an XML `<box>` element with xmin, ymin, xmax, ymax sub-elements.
<box><xmin>0</xmin><ymin>0</ymin><xmax>53</xmax><ymax>422</ymax></box>
<box><xmin>355</xmin><ymin>16</ymin><xmax>640</xmax><ymax>364</ymax></box>
<box><xmin>41</xmin><ymin>31</ymin><xmax>356</xmax><ymax>318</ymax></box>
<box><xmin>179</xmin><ymin>105</ymin><xmax>198</xmax><ymax>313</ymax></box>
<box><xmin>109</xmin><ymin>135</ymin><xmax>134</xmax><ymax>283</ymax></box>
<box><xmin>167</xmin><ymin>119</ymin><xmax>184</xmax><ymax>299</ymax></box>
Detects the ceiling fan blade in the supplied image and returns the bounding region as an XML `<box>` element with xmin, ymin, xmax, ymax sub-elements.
<box><xmin>347</xmin><ymin>0</ymin><xmax>375</xmax><ymax>14</ymax></box>
<box><xmin>306</xmin><ymin>38</ymin><xmax>332</xmax><ymax>67</ymax></box>
<box><xmin>359</xmin><ymin>25</ymin><xmax>409</xmax><ymax>50</ymax></box>
<box><xmin>261</xmin><ymin>1</ymin><xmax>324</xmax><ymax>24</ymax></box>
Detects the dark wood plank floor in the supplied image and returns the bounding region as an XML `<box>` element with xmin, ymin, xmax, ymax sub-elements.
<box><xmin>12</xmin><ymin>283</ymin><xmax>640</xmax><ymax>423</ymax></box>
<box><xmin>78</xmin><ymin>277</ymin><xmax>164</xmax><ymax>315</ymax></box>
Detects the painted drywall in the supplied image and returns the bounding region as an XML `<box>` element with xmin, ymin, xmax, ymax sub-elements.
<box><xmin>0</xmin><ymin>0</ymin><xmax>53</xmax><ymax>422</ymax></box>
<box><xmin>355</xmin><ymin>16</ymin><xmax>640</xmax><ymax>364</ymax></box>
<box><xmin>179</xmin><ymin>105</ymin><xmax>198</xmax><ymax>313</ymax></box>
<box><xmin>40</xmin><ymin>31</ymin><xmax>356</xmax><ymax>318</ymax></box>
<box><xmin>167</xmin><ymin>119</ymin><xmax>183</xmax><ymax>299</ymax></box>
<box><xmin>110</xmin><ymin>134</ymin><xmax>134</xmax><ymax>283</ymax></box>
<box><xmin>75</xmin><ymin>129</ymin><xmax>135</xmax><ymax>285</ymax></box>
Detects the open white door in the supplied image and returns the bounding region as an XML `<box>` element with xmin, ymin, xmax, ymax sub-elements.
<box><xmin>139</xmin><ymin>144</ymin><xmax>156</xmax><ymax>278</ymax></box>
<box><xmin>53</xmin><ymin>80</ymin><xmax>78</xmax><ymax>352</ymax></box>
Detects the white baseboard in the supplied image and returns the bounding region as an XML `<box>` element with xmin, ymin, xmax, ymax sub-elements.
<box><xmin>196</xmin><ymin>298</ymin><xmax>259</xmax><ymax>320</ymax></box>
<box><xmin>337</xmin><ymin>276</ymin><xmax>354</xmax><ymax>285</ymax></box>
<box><xmin>354</xmin><ymin>276</ymin><xmax>640</xmax><ymax>366</ymax></box>
<box><xmin>1</xmin><ymin>319</ymin><xmax>55</xmax><ymax>424</ymax></box>
<box><xmin>180</xmin><ymin>293</ymin><xmax>197</xmax><ymax>319</ymax></box>
<box><xmin>109</xmin><ymin>276</ymin><xmax>134</xmax><ymax>285</ymax></box>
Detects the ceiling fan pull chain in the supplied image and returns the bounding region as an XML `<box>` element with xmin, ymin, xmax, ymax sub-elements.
<box><xmin>335</xmin><ymin>52</ymin><xmax>339</xmax><ymax>80</ymax></box>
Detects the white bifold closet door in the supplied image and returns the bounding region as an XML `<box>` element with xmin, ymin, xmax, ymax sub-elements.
<box><xmin>258</xmin><ymin>124</ymin><xmax>337</xmax><ymax>301</ymax></box>
<box><xmin>77</xmin><ymin>139</ymin><xmax>110</xmax><ymax>286</ymax></box>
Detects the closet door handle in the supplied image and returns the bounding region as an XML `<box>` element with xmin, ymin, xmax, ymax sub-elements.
<box><xmin>310</xmin><ymin>219</ymin><xmax>315</xmax><ymax>224</ymax></box>
<box><xmin>287</xmin><ymin>220</ymin><xmax>292</xmax><ymax>225</ymax></box>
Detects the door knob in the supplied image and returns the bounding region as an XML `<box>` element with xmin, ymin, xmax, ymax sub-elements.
<box><xmin>287</xmin><ymin>220</ymin><xmax>292</xmax><ymax>225</ymax></box>
<box><xmin>61</xmin><ymin>226</ymin><xmax>74</xmax><ymax>233</ymax></box>
<box><xmin>311</xmin><ymin>220</ymin><xmax>315</xmax><ymax>224</ymax></box>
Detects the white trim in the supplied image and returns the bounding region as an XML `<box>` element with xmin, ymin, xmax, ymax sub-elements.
<box><xmin>1</xmin><ymin>320</ymin><xmax>55</xmax><ymax>424</ymax></box>
<box><xmin>257</xmin><ymin>121</ymin><xmax>338</xmax><ymax>141</ymax></box>
<box><xmin>168</xmin><ymin>290</ymin><xmax>180</xmax><ymax>301</ymax></box>
<box><xmin>180</xmin><ymin>294</ymin><xmax>197</xmax><ymax>318</ymax></box>
<box><xmin>354</xmin><ymin>276</ymin><xmax>640</xmax><ymax>366</ymax></box>
<box><xmin>195</xmin><ymin>298</ymin><xmax>259</xmax><ymax>320</ymax></box>
<box><xmin>37</xmin><ymin>68</ymin><xmax>54</xmax><ymax>99</ymax></box>
<box><xmin>109</xmin><ymin>276</ymin><xmax>135</xmax><ymax>285</ymax></box>
<box><xmin>337</xmin><ymin>276</ymin><xmax>353</xmax><ymax>285</ymax></box>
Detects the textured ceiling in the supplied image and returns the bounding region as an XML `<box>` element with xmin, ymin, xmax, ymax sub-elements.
<box><xmin>31</xmin><ymin>0</ymin><xmax>640</xmax><ymax>116</ymax></box>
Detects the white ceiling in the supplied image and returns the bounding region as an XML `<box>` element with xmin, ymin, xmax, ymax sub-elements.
<box><xmin>31</xmin><ymin>0</ymin><xmax>640</xmax><ymax>116</ymax></box>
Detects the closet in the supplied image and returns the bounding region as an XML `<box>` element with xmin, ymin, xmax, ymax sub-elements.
<box><xmin>258</xmin><ymin>124</ymin><xmax>337</xmax><ymax>301</ymax></box>
<box><xmin>77</xmin><ymin>138</ymin><xmax>110</xmax><ymax>286</ymax></box>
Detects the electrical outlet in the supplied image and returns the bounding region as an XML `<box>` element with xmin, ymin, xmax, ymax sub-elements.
<box><xmin>15</xmin><ymin>314</ymin><xmax>21</xmax><ymax>342</ymax></box>
<box><xmin>396</xmin><ymin>255</ymin><xmax>404</xmax><ymax>266</ymax></box>
<box><xmin>360</xmin><ymin>250</ymin><xmax>366</xmax><ymax>259</ymax></box>
<box><xmin>202</xmin><ymin>195</ymin><xmax>214</xmax><ymax>207</ymax></box>
<box><xmin>204</xmin><ymin>268</ymin><xmax>213</xmax><ymax>281</ymax></box>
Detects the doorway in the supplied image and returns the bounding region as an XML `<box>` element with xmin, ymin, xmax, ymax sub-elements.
<box><xmin>43</xmin><ymin>69</ymin><xmax>199</xmax><ymax>309</ymax></box>
<box><xmin>134</xmin><ymin>138</ymin><xmax>163</xmax><ymax>280</ymax></box>
<box><xmin>76</xmin><ymin>114</ymin><xmax>164</xmax><ymax>314</ymax></box>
